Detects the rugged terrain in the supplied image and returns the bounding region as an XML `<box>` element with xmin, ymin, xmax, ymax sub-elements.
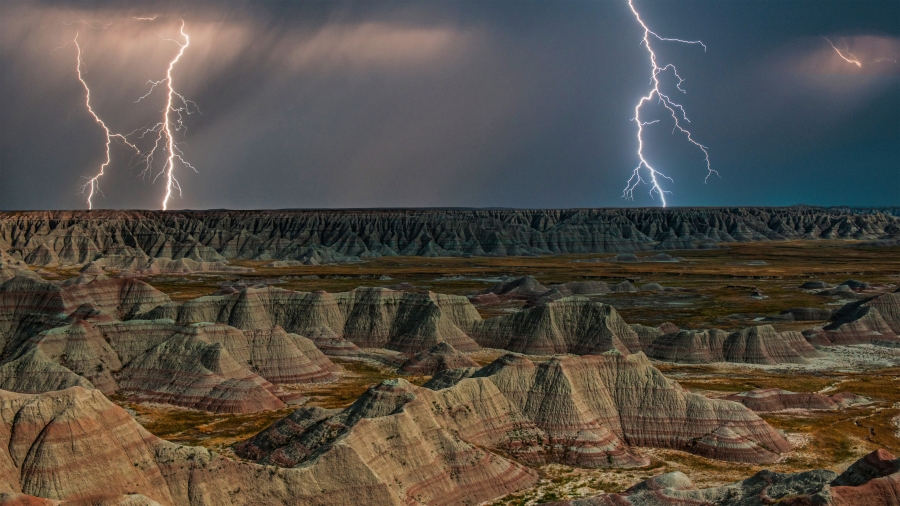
<box><xmin>2</xmin><ymin>208</ymin><xmax>898</xmax><ymax>267</ymax></box>
<box><xmin>1</xmin><ymin>212</ymin><xmax>899</xmax><ymax>506</ymax></box>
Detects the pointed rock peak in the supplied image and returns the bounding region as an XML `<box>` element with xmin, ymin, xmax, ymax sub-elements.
<box><xmin>428</xmin><ymin>341</ymin><xmax>456</xmax><ymax>353</ymax></box>
<box><xmin>710</xmin><ymin>423</ymin><xmax>741</xmax><ymax>439</ymax></box>
<box><xmin>494</xmin><ymin>353</ymin><xmax>535</xmax><ymax>368</ymax></box>
<box><xmin>474</xmin><ymin>353</ymin><xmax>535</xmax><ymax>378</ymax></box>
<box><xmin>65</xmin><ymin>302</ymin><xmax>105</xmax><ymax>323</ymax></box>
<box><xmin>625</xmin><ymin>471</ymin><xmax>695</xmax><ymax>493</ymax></box>
<box><xmin>61</xmin><ymin>274</ymin><xmax>95</xmax><ymax>287</ymax></box>
<box><xmin>68</xmin><ymin>319</ymin><xmax>95</xmax><ymax>332</ymax></box>
<box><xmin>832</xmin><ymin>449</ymin><xmax>900</xmax><ymax>487</ymax></box>
<box><xmin>658</xmin><ymin>322</ymin><xmax>679</xmax><ymax>334</ymax></box>
<box><xmin>79</xmin><ymin>262</ymin><xmax>105</xmax><ymax>275</ymax></box>
<box><xmin>345</xmin><ymin>378</ymin><xmax>418</xmax><ymax>419</ymax></box>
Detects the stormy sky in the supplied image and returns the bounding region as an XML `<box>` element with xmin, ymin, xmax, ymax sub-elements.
<box><xmin>1</xmin><ymin>0</ymin><xmax>898</xmax><ymax>210</ymax></box>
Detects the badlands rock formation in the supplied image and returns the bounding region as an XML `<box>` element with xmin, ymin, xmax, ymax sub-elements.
<box><xmin>0</xmin><ymin>275</ymin><xmax>171</xmax><ymax>358</ymax></box>
<box><xmin>399</xmin><ymin>342</ymin><xmax>479</xmax><ymax>375</ymax></box>
<box><xmin>469</xmin><ymin>297</ymin><xmax>641</xmax><ymax>355</ymax></box>
<box><xmin>2</xmin><ymin>208</ymin><xmax>897</xmax><ymax>266</ymax></box>
<box><xmin>724</xmin><ymin>388</ymin><xmax>868</xmax><ymax>412</ymax></box>
<box><xmin>806</xmin><ymin>291</ymin><xmax>900</xmax><ymax>345</ymax></box>
<box><xmin>420</xmin><ymin>352</ymin><xmax>791</xmax><ymax>465</ymax></box>
<box><xmin>469</xmin><ymin>298</ymin><xmax>818</xmax><ymax>365</ymax></box>
<box><xmin>541</xmin><ymin>449</ymin><xmax>900</xmax><ymax>505</ymax></box>
<box><xmin>0</xmin><ymin>386</ymin><xmax>536</xmax><ymax>506</ymax></box>
<box><xmin>0</xmin><ymin>314</ymin><xmax>338</xmax><ymax>413</ymax></box>
<box><xmin>143</xmin><ymin>285</ymin><xmax>482</xmax><ymax>354</ymax></box>
<box><xmin>476</xmin><ymin>276</ymin><xmax>616</xmax><ymax>306</ymax></box>
<box><xmin>644</xmin><ymin>325</ymin><xmax>822</xmax><ymax>365</ymax></box>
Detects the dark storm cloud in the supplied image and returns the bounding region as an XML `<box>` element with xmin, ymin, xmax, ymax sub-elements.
<box><xmin>1</xmin><ymin>0</ymin><xmax>897</xmax><ymax>210</ymax></box>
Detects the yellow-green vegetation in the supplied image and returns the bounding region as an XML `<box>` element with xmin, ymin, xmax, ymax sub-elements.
<box><xmin>289</xmin><ymin>359</ymin><xmax>429</xmax><ymax>409</ymax></box>
<box><xmin>141</xmin><ymin>241</ymin><xmax>898</xmax><ymax>329</ymax></box>
<box><xmin>114</xmin><ymin>396</ymin><xmax>295</xmax><ymax>456</ymax></box>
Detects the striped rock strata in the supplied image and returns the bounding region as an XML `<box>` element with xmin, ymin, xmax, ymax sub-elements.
<box><xmin>142</xmin><ymin>285</ymin><xmax>482</xmax><ymax>354</ymax></box>
<box><xmin>807</xmin><ymin>291</ymin><xmax>900</xmax><ymax>345</ymax></box>
<box><xmin>3</xmin><ymin>208</ymin><xmax>898</xmax><ymax>265</ymax></box>
<box><xmin>452</xmin><ymin>353</ymin><xmax>792</xmax><ymax>464</ymax></box>
<box><xmin>469</xmin><ymin>299</ymin><xmax>819</xmax><ymax>365</ymax></box>
<box><xmin>469</xmin><ymin>297</ymin><xmax>641</xmax><ymax>355</ymax></box>
<box><xmin>725</xmin><ymin>388</ymin><xmax>868</xmax><ymax>413</ymax></box>
<box><xmin>399</xmin><ymin>342</ymin><xmax>479</xmax><ymax>375</ymax></box>
<box><xmin>541</xmin><ymin>449</ymin><xmax>900</xmax><ymax>506</ymax></box>
<box><xmin>644</xmin><ymin>325</ymin><xmax>822</xmax><ymax>365</ymax></box>
<box><xmin>140</xmin><ymin>288</ymin><xmax>825</xmax><ymax>366</ymax></box>
<box><xmin>0</xmin><ymin>319</ymin><xmax>338</xmax><ymax>414</ymax></box>
<box><xmin>244</xmin><ymin>352</ymin><xmax>790</xmax><ymax>468</ymax></box>
<box><xmin>0</xmin><ymin>275</ymin><xmax>170</xmax><ymax>358</ymax></box>
<box><xmin>0</xmin><ymin>386</ymin><xmax>536</xmax><ymax>506</ymax></box>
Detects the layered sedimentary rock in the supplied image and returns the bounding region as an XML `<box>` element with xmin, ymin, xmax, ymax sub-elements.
<box><xmin>645</xmin><ymin>325</ymin><xmax>822</xmax><ymax>365</ymax></box>
<box><xmin>144</xmin><ymin>285</ymin><xmax>482</xmax><ymax>354</ymax></box>
<box><xmin>422</xmin><ymin>352</ymin><xmax>791</xmax><ymax>465</ymax></box>
<box><xmin>0</xmin><ymin>317</ymin><xmax>338</xmax><ymax>414</ymax></box>
<box><xmin>480</xmin><ymin>276</ymin><xmax>617</xmax><ymax>306</ymax></box>
<box><xmin>628</xmin><ymin>322</ymin><xmax>680</xmax><ymax>351</ymax></box>
<box><xmin>482</xmin><ymin>276</ymin><xmax>549</xmax><ymax>300</ymax></box>
<box><xmin>0</xmin><ymin>251</ymin><xmax>41</xmax><ymax>283</ymax></box>
<box><xmin>3</xmin><ymin>208</ymin><xmax>897</xmax><ymax>267</ymax></box>
<box><xmin>724</xmin><ymin>388</ymin><xmax>868</xmax><ymax>412</ymax></box>
<box><xmin>0</xmin><ymin>275</ymin><xmax>171</xmax><ymax>362</ymax></box>
<box><xmin>807</xmin><ymin>292</ymin><xmax>900</xmax><ymax>345</ymax></box>
<box><xmin>470</xmin><ymin>297</ymin><xmax>641</xmax><ymax>355</ymax></box>
<box><xmin>400</xmin><ymin>342</ymin><xmax>479</xmax><ymax>375</ymax></box>
<box><xmin>0</xmin><ymin>386</ymin><xmax>535</xmax><ymax>506</ymax></box>
<box><xmin>542</xmin><ymin>449</ymin><xmax>900</xmax><ymax>506</ymax></box>
<box><xmin>0</xmin><ymin>320</ymin><xmax>121</xmax><ymax>394</ymax></box>
<box><xmin>115</xmin><ymin>325</ymin><xmax>303</xmax><ymax>413</ymax></box>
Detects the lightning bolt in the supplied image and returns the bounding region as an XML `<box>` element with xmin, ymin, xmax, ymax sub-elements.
<box><xmin>134</xmin><ymin>20</ymin><xmax>199</xmax><ymax>211</ymax></box>
<box><xmin>73</xmin><ymin>33</ymin><xmax>141</xmax><ymax>209</ymax></box>
<box><xmin>823</xmin><ymin>37</ymin><xmax>898</xmax><ymax>67</ymax></box>
<box><xmin>623</xmin><ymin>0</ymin><xmax>715</xmax><ymax>207</ymax></box>
<box><xmin>823</xmin><ymin>37</ymin><xmax>862</xmax><ymax>67</ymax></box>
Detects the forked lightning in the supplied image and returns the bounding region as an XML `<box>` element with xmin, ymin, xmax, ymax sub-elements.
<box><xmin>74</xmin><ymin>33</ymin><xmax>141</xmax><ymax>209</ymax></box>
<box><xmin>71</xmin><ymin>19</ymin><xmax>197</xmax><ymax>210</ymax></box>
<box><xmin>134</xmin><ymin>20</ymin><xmax>199</xmax><ymax>211</ymax></box>
<box><xmin>623</xmin><ymin>0</ymin><xmax>716</xmax><ymax>207</ymax></box>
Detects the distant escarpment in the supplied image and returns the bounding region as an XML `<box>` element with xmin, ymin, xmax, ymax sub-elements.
<box><xmin>241</xmin><ymin>352</ymin><xmax>790</xmax><ymax>467</ymax></box>
<box><xmin>2</xmin><ymin>208</ymin><xmax>897</xmax><ymax>266</ymax></box>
